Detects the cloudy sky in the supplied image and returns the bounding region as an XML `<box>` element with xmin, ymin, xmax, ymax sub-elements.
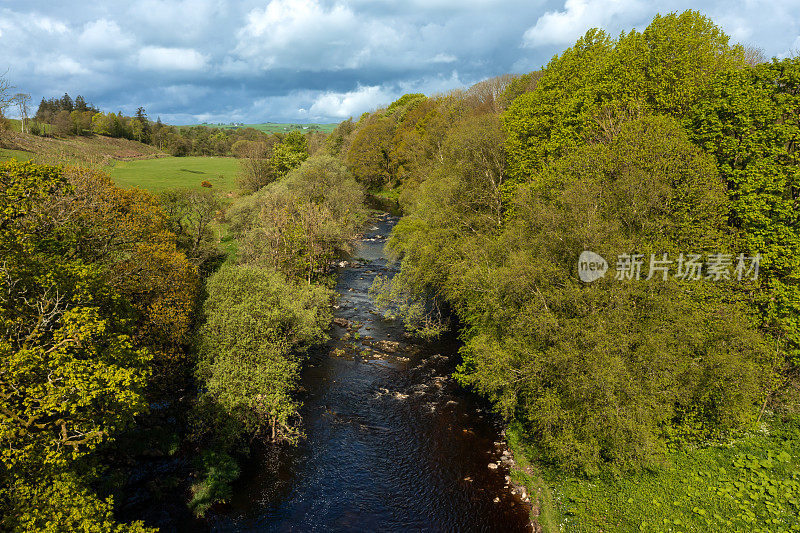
<box><xmin>1</xmin><ymin>0</ymin><xmax>799</xmax><ymax>124</ymax></box>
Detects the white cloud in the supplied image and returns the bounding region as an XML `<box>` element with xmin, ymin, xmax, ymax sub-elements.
<box><xmin>234</xmin><ymin>0</ymin><xmax>403</xmax><ymax>70</ymax></box>
<box><xmin>79</xmin><ymin>19</ymin><xmax>135</xmax><ymax>53</ymax></box>
<box><xmin>33</xmin><ymin>16</ymin><xmax>68</xmax><ymax>34</ymax></box>
<box><xmin>137</xmin><ymin>47</ymin><xmax>209</xmax><ymax>71</ymax></box>
<box><xmin>2</xmin><ymin>0</ymin><xmax>800</xmax><ymax>124</ymax></box>
<box><xmin>35</xmin><ymin>56</ymin><xmax>89</xmax><ymax>76</ymax></box>
<box><xmin>430</xmin><ymin>53</ymin><xmax>457</xmax><ymax>63</ymax></box>
<box><xmin>522</xmin><ymin>0</ymin><xmax>644</xmax><ymax>47</ymax></box>
<box><xmin>125</xmin><ymin>0</ymin><xmax>224</xmax><ymax>43</ymax></box>
<box><xmin>309</xmin><ymin>85</ymin><xmax>397</xmax><ymax>118</ymax></box>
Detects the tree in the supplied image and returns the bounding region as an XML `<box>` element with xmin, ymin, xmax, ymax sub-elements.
<box><xmin>235</xmin><ymin>156</ymin><xmax>367</xmax><ymax>282</ymax></box>
<box><xmin>74</xmin><ymin>95</ymin><xmax>88</xmax><ymax>112</ymax></box>
<box><xmin>384</xmin><ymin>111</ymin><xmax>772</xmax><ymax>473</ymax></box>
<box><xmin>689</xmin><ymin>58</ymin><xmax>800</xmax><ymax>365</ymax></box>
<box><xmin>0</xmin><ymin>160</ymin><xmax>186</xmax><ymax>531</ymax></box>
<box><xmin>190</xmin><ymin>265</ymin><xmax>332</xmax><ymax>514</ymax></box>
<box><xmin>0</xmin><ymin>160</ymin><xmax>150</xmax><ymax>505</ymax></box>
<box><xmin>52</xmin><ymin>109</ymin><xmax>74</xmax><ymax>136</ymax></box>
<box><xmin>197</xmin><ymin>265</ymin><xmax>331</xmax><ymax>441</ymax></box>
<box><xmin>12</xmin><ymin>93</ymin><xmax>31</xmax><ymax>134</ymax></box>
<box><xmin>504</xmin><ymin>11</ymin><xmax>745</xmax><ymax>189</ymax></box>
<box><xmin>133</xmin><ymin>106</ymin><xmax>151</xmax><ymax>143</ymax></box>
<box><xmin>237</xmin><ymin>140</ymin><xmax>276</xmax><ymax>192</ymax></box>
<box><xmin>0</xmin><ymin>75</ymin><xmax>14</xmax><ymax>144</ymax></box>
<box><xmin>346</xmin><ymin>118</ymin><xmax>394</xmax><ymax>188</ymax></box>
<box><xmin>159</xmin><ymin>188</ymin><xmax>223</xmax><ymax>265</ymax></box>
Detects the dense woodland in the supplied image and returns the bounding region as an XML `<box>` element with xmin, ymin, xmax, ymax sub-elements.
<box><xmin>329</xmin><ymin>7</ymin><xmax>800</xmax><ymax>488</ymax></box>
<box><xmin>1</xmin><ymin>8</ymin><xmax>799</xmax><ymax>532</ymax></box>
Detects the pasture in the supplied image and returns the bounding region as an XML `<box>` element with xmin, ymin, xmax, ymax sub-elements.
<box><xmin>109</xmin><ymin>156</ymin><xmax>240</xmax><ymax>193</ymax></box>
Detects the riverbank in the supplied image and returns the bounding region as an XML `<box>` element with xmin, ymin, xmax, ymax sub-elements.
<box><xmin>209</xmin><ymin>210</ymin><xmax>534</xmax><ymax>531</ymax></box>
<box><xmin>508</xmin><ymin>415</ymin><xmax>800</xmax><ymax>532</ymax></box>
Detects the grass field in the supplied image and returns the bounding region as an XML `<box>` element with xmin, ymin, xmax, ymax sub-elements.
<box><xmin>109</xmin><ymin>156</ymin><xmax>240</xmax><ymax>193</ymax></box>
<box><xmin>186</xmin><ymin>122</ymin><xmax>338</xmax><ymax>134</ymax></box>
<box><xmin>0</xmin><ymin>148</ymin><xmax>34</xmax><ymax>162</ymax></box>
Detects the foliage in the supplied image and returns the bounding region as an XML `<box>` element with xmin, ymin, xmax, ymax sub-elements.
<box><xmin>544</xmin><ymin>418</ymin><xmax>800</xmax><ymax>532</ymax></box>
<box><xmin>346</xmin><ymin>118</ymin><xmax>394</xmax><ymax>188</ymax></box>
<box><xmin>504</xmin><ymin>10</ymin><xmax>746</xmax><ymax>191</ymax></box>
<box><xmin>0</xmin><ymin>160</ymin><xmax>196</xmax><ymax>530</ymax></box>
<box><xmin>237</xmin><ymin>132</ymin><xmax>308</xmax><ymax>193</ymax></box>
<box><xmin>159</xmin><ymin>187</ymin><xmax>224</xmax><ymax>265</ymax></box>
<box><xmin>190</xmin><ymin>265</ymin><xmax>332</xmax><ymax>514</ymax></box>
<box><xmin>4</xmin><ymin>472</ymin><xmax>154</xmax><ymax>532</ymax></box>
<box><xmin>233</xmin><ymin>155</ymin><xmax>367</xmax><ymax>281</ymax></box>
<box><xmin>386</xmin><ymin>93</ymin><xmax>427</xmax><ymax>118</ymax></box>
<box><xmin>689</xmin><ymin>58</ymin><xmax>800</xmax><ymax>366</ymax></box>
<box><xmin>189</xmin><ymin>449</ymin><xmax>241</xmax><ymax>517</ymax></box>
<box><xmin>391</xmin><ymin>116</ymin><xmax>770</xmax><ymax>473</ymax></box>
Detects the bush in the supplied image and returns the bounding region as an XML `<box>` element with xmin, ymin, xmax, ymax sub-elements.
<box><xmin>194</xmin><ymin>264</ymin><xmax>331</xmax><ymax>444</ymax></box>
<box><xmin>232</xmin><ymin>155</ymin><xmax>366</xmax><ymax>281</ymax></box>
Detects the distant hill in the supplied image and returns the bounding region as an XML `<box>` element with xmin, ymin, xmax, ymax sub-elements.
<box><xmin>0</xmin><ymin>129</ymin><xmax>164</xmax><ymax>167</ymax></box>
<box><xmin>188</xmin><ymin>122</ymin><xmax>337</xmax><ymax>134</ymax></box>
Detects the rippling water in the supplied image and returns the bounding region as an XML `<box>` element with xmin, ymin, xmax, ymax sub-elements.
<box><xmin>209</xmin><ymin>211</ymin><xmax>532</xmax><ymax>532</ymax></box>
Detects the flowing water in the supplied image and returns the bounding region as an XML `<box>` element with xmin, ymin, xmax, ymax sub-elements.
<box><xmin>209</xmin><ymin>210</ymin><xmax>533</xmax><ymax>532</ymax></box>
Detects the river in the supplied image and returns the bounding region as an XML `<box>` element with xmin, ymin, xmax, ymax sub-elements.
<box><xmin>208</xmin><ymin>210</ymin><xmax>533</xmax><ymax>532</ymax></box>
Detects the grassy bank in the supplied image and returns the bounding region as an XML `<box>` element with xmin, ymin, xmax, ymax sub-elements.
<box><xmin>0</xmin><ymin>148</ymin><xmax>33</xmax><ymax>161</ymax></box>
<box><xmin>508</xmin><ymin>417</ymin><xmax>800</xmax><ymax>532</ymax></box>
<box><xmin>1</xmin><ymin>130</ymin><xmax>162</xmax><ymax>166</ymax></box>
<box><xmin>109</xmin><ymin>156</ymin><xmax>240</xmax><ymax>193</ymax></box>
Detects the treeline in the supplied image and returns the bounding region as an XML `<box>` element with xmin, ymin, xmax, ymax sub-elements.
<box><xmin>332</xmin><ymin>9</ymin><xmax>799</xmax><ymax>481</ymax></box>
<box><xmin>29</xmin><ymin>94</ymin><xmax>328</xmax><ymax>159</ymax></box>
<box><xmin>187</xmin><ymin>153</ymin><xmax>367</xmax><ymax>514</ymax></box>
<box><xmin>35</xmin><ymin>93</ymin><xmax>100</xmax><ymax>119</ymax></box>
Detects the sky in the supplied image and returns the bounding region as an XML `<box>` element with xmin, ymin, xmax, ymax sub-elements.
<box><xmin>1</xmin><ymin>0</ymin><xmax>800</xmax><ymax>124</ymax></box>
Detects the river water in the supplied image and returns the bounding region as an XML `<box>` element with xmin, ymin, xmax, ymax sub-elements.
<box><xmin>209</xmin><ymin>211</ymin><xmax>532</xmax><ymax>532</ymax></box>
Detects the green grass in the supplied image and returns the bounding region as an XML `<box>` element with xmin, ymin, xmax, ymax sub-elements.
<box><xmin>108</xmin><ymin>156</ymin><xmax>240</xmax><ymax>193</ymax></box>
<box><xmin>185</xmin><ymin>122</ymin><xmax>338</xmax><ymax>134</ymax></box>
<box><xmin>0</xmin><ymin>148</ymin><xmax>34</xmax><ymax>162</ymax></box>
<box><xmin>511</xmin><ymin>418</ymin><xmax>800</xmax><ymax>532</ymax></box>
<box><xmin>370</xmin><ymin>186</ymin><xmax>400</xmax><ymax>202</ymax></box>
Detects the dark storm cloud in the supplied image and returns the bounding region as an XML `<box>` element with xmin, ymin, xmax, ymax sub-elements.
<box><xmin>1</xmin><ymin>0</ymin><xmax>799</xmax><ymax>123</ymax></box>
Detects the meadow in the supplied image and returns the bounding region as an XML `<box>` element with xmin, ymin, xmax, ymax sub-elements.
<box><xmin>108</xmin><ymin>156</ymin><xmax>240</xmax><ymax>193</ymax></box>
<box><xmin>0</xmin><ymin>148</ymin><xmax>33</xmax><ymax>161</ymax></box>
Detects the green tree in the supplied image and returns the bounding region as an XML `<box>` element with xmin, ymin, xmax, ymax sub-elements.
<box><xmin>159</xmin><ymin>188</ymin><xmax>224</xmax><ymax>265</ymax></box>
<box><xmin>689</xmin><ymin>58</ymin><xmax>800</xmax><ymax>365</ymax></box>
<box><xmin>346</xmin><ymin>118</ymin><xmax>394</xmax><ymax>188</ymax></box>
<box><xmin>504</xmin><ymin>11</ymin><xmax>745</xmax><ymax>191</ymax></box>
<box><xmin>190</xmin><ymin>265</ymin><xmax>332</xmax><ymax>514</ymax></box>
<box><xmin>0</xmin><ymin>161</ymin><xmax>176</xmax><ymax>531</ymax></box>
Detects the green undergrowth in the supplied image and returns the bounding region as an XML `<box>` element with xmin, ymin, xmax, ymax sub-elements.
<box><xmin>508</xmin><ymin>417</ymin><xmax>800</xmax><ymax>532</ymax></box>
<box><xmin>370</xmin><ymin>186</ymin><xmax>400</xmax><ymax>202</ymax></box>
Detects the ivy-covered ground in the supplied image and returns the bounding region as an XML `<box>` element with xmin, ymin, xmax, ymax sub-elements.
<box><xmin>509</xmin><ymin>417</ymin><xmax>800</xmax><ymax>532</ymax></box>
